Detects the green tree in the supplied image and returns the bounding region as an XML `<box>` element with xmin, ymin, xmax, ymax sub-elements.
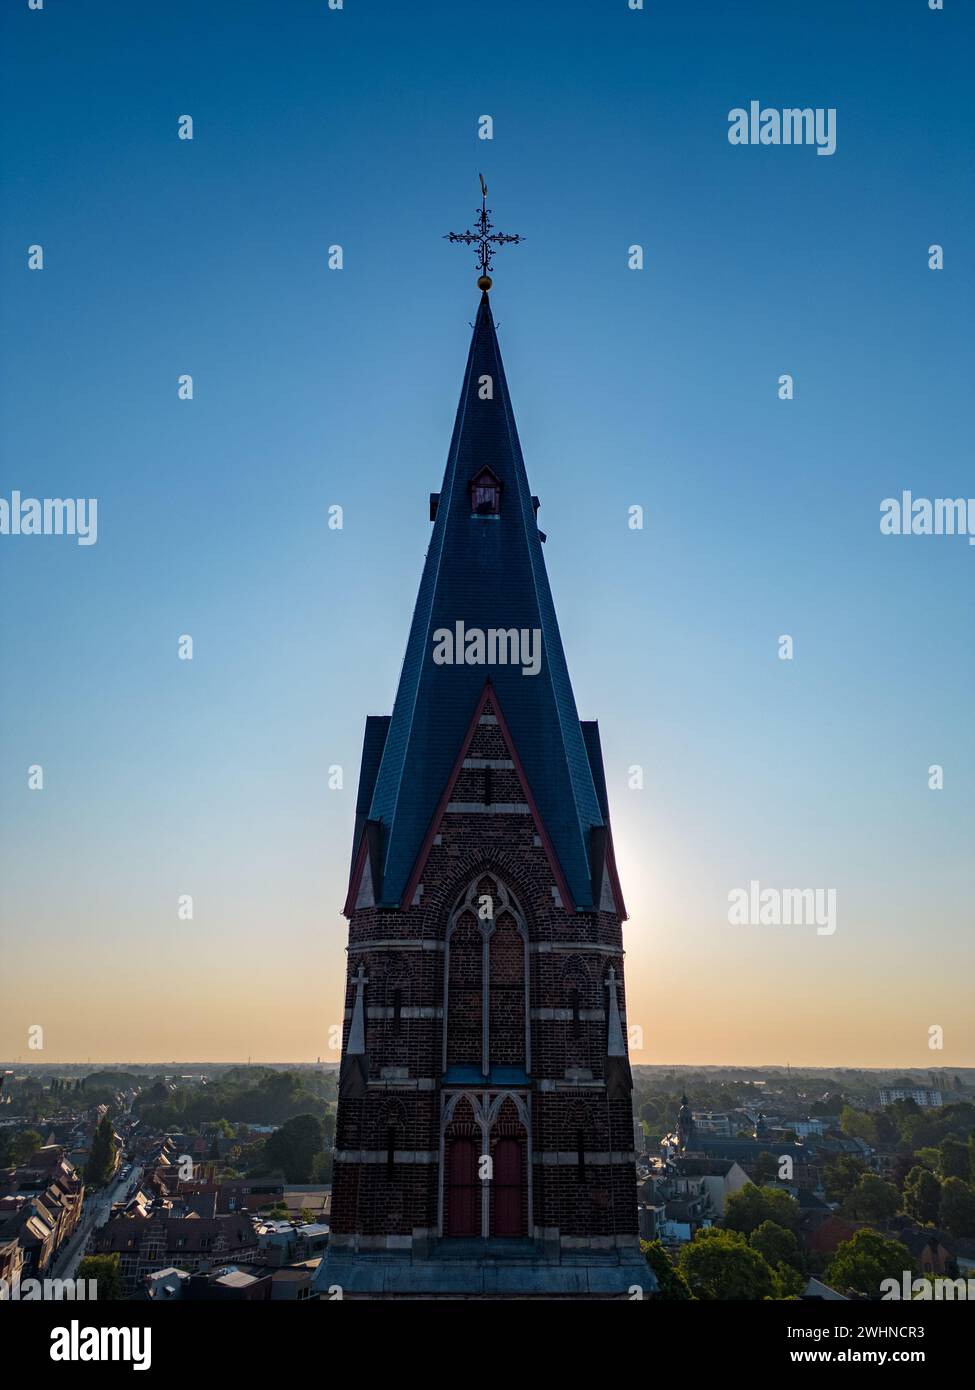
<box><xmin>11</xmin><ymin>1128</ymin><xmax>43</xmax><ymax>1164</ymax></box>
<box><xmin>939</xmin><ymin>1138</ymin><xmax>969</xmax><ymax>1181</ymax></box>
<box><xmin>678</xmin><ymin>1228</ymin><xmax>775</xmax><ymax>1301</ymax></box>
<box><xmin>771</xmin><ymin>1261</ymin><xmax>805</xmax><ymax>1299</ymax></box>
<box><xmin>641</xmin><ymin>1239</ymin><xmax>692</xmax><ymax>1300</ymax></box>
<box><xmin>840</xmin><ymin>1106</ymin><xmax>878</xmax><ymax>1145</ymax></box>
<box><xmin>938</xmin><ymin>1177</ymin><xmax>975</xmax><ymax>1237</ymax></box>
<box><xmin>822</xmin><ymin>1155</ymin><xmax>867</xmax><ymax>1204</ymax></box>
<box><xmin>84</xmin><ymin>1116</ymin><xmax>118</xmax><ymax>1187</ymax></box>
<box><xmin>898</xmin><ymin>1112</ymin><xmax>933</xmax><ymax>1149</ymax></box>
<box><xmin>311</xmin><ymin>1148</ymin><xmax>333</xmax><ymax>1184</ymax></box>
<box><xmin>263</xmin><ymin>1113</ymin><xmax>324</xmax><ymax>1184</ymax></box>
<box><xmin>873</xmin><ymin>1112</ymin><xmax>901</xmax><ymax>1147</ymax></box>
<box><xmin>723</xmin><ymin>1183</ymin><xmax>799</xmax><ymax>1236</ymax></box>
<box><xmin>914</xmin><ymin>1146</ymin><xmax>941</xmax><ymax>1172</ymax></box>
<box><xmin>890</xmin><ymin>1150</ymin><xmax>918</xmax><ymax>1190</ymax></box>
<box><xmin>825</xmin><ymin>1230</ymin><xmax>912</xmax><ymax>1298</ymax></box>
<box><xmin>749</xmin><ymin>1220</ymin><xmax>803</xmax><ymax>1273</ymax></box>
<box><xmin>844</xmin><ymin>1173</ymin><xmax>901</xmax><ymax>1223</ymax></box>
<box><xmin>902</xmin><ymin>1166</ymin><xmax>941</xmax><ymax>1225</ymax></box>
<box><xmin>76</xmin><ymin>1254</ymin><xmax>126</xmax><ymax>1300</ymax></box>
<box><xmin>752</xmin><ymin>1152</ymin><xmax>780</xmax><ymax>1185</ymax></box>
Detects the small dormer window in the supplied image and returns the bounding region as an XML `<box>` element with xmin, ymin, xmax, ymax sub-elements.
<box><xmin>470</xmin><ymin>469</ymin><xmax>501</xmax><ymax>516</ymax></box>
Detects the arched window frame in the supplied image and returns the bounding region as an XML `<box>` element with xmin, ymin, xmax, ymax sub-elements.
<box><xmin>438</xmin><ymin>1090</ymin><xmax>532</xmax><ymax>1239</ymax></box>
<box><xmin>442</xmin><ymin>874</ymin><xmax>531</xmax><ymax>1078</ymax></box>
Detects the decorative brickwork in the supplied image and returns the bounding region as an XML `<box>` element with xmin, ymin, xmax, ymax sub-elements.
<box><xmin>327</xmin><ymin>689</ymin><xmax>645</xmax><ymax>1289</ymax></box>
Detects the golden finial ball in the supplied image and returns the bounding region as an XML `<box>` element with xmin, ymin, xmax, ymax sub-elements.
<box><xmin>477</xmin><ymin>274</ymin><xmax>493</xmax><ymax>291</ymax></box>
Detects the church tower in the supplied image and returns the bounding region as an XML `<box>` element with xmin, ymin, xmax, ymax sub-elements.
<box><xmin>676</xmin><ymin>1094</ymin><xmax>695</xmax><ymax>1154</ymax></box>
<box><xmin>317</xmin><ymin>194</ymin><xmax>652</xmax><ymax>1297</ymax></box>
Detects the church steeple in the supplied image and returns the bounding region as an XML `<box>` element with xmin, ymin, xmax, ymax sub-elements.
<box><xmin>353</xmin><ymin>289</ymin><xmax>612</xmax><ymax>912</ymax></box>
<box><xmin>322</xmin><ymin>189</ymin><xmax>650</xmax><ymax>1296</ymax></box>
<box><xmin>676</xmin><ymin>1093</ymin><xmax>695</xmax><ymax>1153</ymax></box>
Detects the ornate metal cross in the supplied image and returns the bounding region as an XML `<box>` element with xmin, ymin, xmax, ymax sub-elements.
<box><xmin>444</xmin><ymin>173</ymin><xmax>523</xmax><ymax>289</ymax></box>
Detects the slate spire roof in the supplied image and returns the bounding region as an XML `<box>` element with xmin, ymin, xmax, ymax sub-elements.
<box><xmin>359</xmin><ymin>293</ymin><xmax>608</xmax><ymax>910</ymax></box>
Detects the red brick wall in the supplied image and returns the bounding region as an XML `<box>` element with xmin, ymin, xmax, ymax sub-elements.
<box><xmin>331</xmin><ymin>698</ymin><xmax>638</xmax><ymax>1243</ymax></box>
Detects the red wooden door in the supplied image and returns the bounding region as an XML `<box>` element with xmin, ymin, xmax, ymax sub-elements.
<box><xmin>445</xmin><ymin>1138</ymin><xmax>479</xmax><ymax>1236</ymax></box>
<box><xmin>491</xmin><ymin>1138</ymin><xmax>526</xmax><ymax>1237</ymax></box>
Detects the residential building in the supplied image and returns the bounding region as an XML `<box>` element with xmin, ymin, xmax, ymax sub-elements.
<box><xmin>270</xmin><ymin>1258</ymin><xmax>322</xmax><ymax>1301</ymax></box>
<box><xmin>879</xmin><ymin>1088</ymin><xmax>942</xmax><ymax>1108</ymax></box>
<box><xmin>90</xmin><ymin>1210</ymin><xmax>260</xmax><ymax>1295</ymax></box>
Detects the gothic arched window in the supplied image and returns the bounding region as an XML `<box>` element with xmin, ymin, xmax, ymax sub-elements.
<box><xmin>446</xmin><ymin>911</ymin><xmax>482</xmax><ymax>1068</ymax></box>
<box><xmin>489</xmin><ymin>1096</ymin><xmax>528</xmax><ymax>1238</ymax></box>
<box><xmin>443</xmin><ymin>875</ymin><xmax>530</xmax><ymax>1078</ymax></box>
<box><xmin>444</xmin><ymin>1097</ymin><xmax>481</xmax><ymax>1238</ymax></box>
<box><xmin>568</xmin><ymin>988</ymin><xmax>581</xmax><ymax>1038</ymax></box>
<box><xmin>489</xmin><ymin>910</ymin><xmax>526</xmax><ymax>1069</ymax></box>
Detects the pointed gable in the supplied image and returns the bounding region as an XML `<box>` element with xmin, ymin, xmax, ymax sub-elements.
<box><xmin>396</xmin><ymin>680</ymin><xmax>575</xmax><ymax>913</ymax></box>
<box><xmin>364</xmin><ymin>295</ymin><xmax>605</xmax><ymax>908</ymax></box>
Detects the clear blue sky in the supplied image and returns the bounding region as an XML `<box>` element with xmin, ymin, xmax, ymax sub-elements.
<box><xmin>1</xmin><ymin>0</ymin><xmax>972</xmax><ymax>1065</ymax></box>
